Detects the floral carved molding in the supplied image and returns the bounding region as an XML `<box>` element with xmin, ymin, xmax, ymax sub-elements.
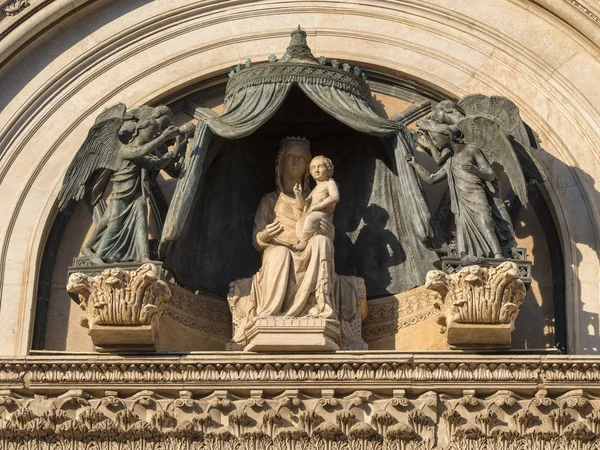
<box><xmin>0</xmin><ymin>0</ymin><xmax>29</xmax><ymax>19</ymax></box>
<box><xmin>1</xmin><ymin>354</ymin><xmax>600</xmax><ymax>449</ymax></box>
<box><xmin>426</xmin><ymin>262</ymin><xmax>526</xmax><ymax>329</ymax></box>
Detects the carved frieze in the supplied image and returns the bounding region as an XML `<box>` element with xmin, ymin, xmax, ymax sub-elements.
<box><xmin>166</xmin><ymin>283</ymin><xmax>232</xmax><ymax>341</ymax></box>
<box><xmin>0</xmin><ymin>355</ymin><xmax>598</xmax><ymax>448</ymax></box>
<box><xmin>1</xmin><ymin>355</ymin><xmax>598</xmax><ymax>389</ymax></box>
<box><xmin>0</xmin><ymin>381</ymin><xmax>599</xmax><ymax>449</ymax></box>
<box><xmin>362</xmin><ymin>287</ymin><xmax>441</xmax><ymax>343</ymax></box>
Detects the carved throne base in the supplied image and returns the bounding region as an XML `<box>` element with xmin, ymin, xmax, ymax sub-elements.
<box><xmin>446</xmin><ymin>323</ymin><xmax>512</xmax><ymax>350</ymax></box>
<box><xmin>243</xmin><ymin>317</ymin><xmax>341</xmax><ymax>352</ymax></box>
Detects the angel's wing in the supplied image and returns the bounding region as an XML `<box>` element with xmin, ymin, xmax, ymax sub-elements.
<box><xmin>458</xmin><ymin>95</ymin><xmax>529</xmax><ymax>145</ymax></box>
<box><xmin>457</xmin><ymin>115</ymin><xmax>528</xmax><ymax>205</ymax></box>
<box><xmin>58</xmin><ymin>103</ymin><xmax>126</xmax><ymax>211</ymax></box>
<box><xmin>458</xmin><ymin>95</ymin><xmax>546</xmax><ymax>182</ymax></box>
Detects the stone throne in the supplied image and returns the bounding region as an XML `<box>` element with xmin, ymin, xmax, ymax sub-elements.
<box><xmin>156</xmin><ymin>27</ymin><xmax>442</xmax><ymax>351</ymax></box>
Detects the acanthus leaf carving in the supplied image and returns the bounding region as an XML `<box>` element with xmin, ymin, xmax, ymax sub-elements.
<box><xmin>425</xmin><ymin>262</ymin><xmax>526</xmax><ymax>349</ymax></box>
<box><xmin>67</xmin><ymin>263</ymin><xmax>170</xmax><ymax>329</ymax></box>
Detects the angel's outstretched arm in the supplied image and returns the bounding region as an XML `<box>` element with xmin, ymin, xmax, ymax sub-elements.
<box><xmin>120</xmin><ymin>133</ymin><xmax>174</xmax><ymax>160</ymax></box>
<box><xmin>470</xmin><ymin>147</ymin><xmax>495</xmax><ymax>182</ymax></box>
<box><xmin>162</xmin><ymin>134</ymin><xmax>189</xmax><ymax>178</ymax></box>
<box><xmin>405</xmin><ymin>155</ymin><xmax>447</xmax><ymax>184</ymax></box>
<box><xmin>418</xmin><ymin>132</ymin><xmax>452</xmax><ymax>166</ymax></box>
<box><xmin>138</xmin><ymin>151</ymin><xmax>176</xmax><ymax>170</ymax></box>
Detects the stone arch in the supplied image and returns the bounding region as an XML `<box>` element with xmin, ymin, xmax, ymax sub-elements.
<box><xmin>0</xmin><ymin>0</ymin><xmax>599</xmax><ymax>355</ymax></box>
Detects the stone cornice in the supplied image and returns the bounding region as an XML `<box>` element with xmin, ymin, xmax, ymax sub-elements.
<box><xmin>0</xmin><ymin>353</ymin><xmax>594</xmax><ymax>393</ymax></box>
<box><xmin>0</xmin><ymin>354</ymin><xmax>600</xmax><ymax>449</ymax></box>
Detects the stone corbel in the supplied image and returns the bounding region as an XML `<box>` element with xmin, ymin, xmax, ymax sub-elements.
<box><xmin>67</xmin><ymin>263</ymin><xmax>170</xmax><ymax>352</ymax></box>
<box><xmin>425</xmin><ymin>261</ymin><xmax>526</xmax><ymax>349</ymax></box>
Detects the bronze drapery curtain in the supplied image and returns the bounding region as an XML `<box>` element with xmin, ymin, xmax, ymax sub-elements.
<box><xmin>160</xmin><ymin>80</ymin><xmax>440</xmax><ymax>296</ymax></box>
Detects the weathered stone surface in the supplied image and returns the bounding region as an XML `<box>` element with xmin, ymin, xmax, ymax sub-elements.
<box><xmin>88</xmin><ymin>324</ymin><xmax>155</xmax><ymax>352</ymax></box>
<box><xmin>445</xmin><ymin>323</ymin><xmax>513</xmax><ymax>349</ymax></box>
<box><xmin>67</xmin><ymin>263</ymin><xmax>170</xmax><ymax>351</ymax></box>
<box><xmin>0</xmin><ymin>354</ymin><xmax>597</xmax><ymax>449</ymax></box>
<box><xmin>425</xmin><ymin>262</ymin><xmax>526</xmax><ymax>349</ymax></box>
<box><xmin>157</xmin><ymin>283</ymin><xmax>231</xmax><ymax>351</ymax></box>
<box><xmin>363</xmin><ymin>286</ymin><xmax>443</xmax><ymax>350</ymax></box>
<box><xmin>244</xmin><ymin>317</ymin><xmax>341</xmax><ymax>352</ymax></box>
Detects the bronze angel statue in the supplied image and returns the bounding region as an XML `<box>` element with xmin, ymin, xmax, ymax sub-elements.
<box><xmin>58</xmin><ymin>103</ymin><xmax>194</xmax><ymax>264</ymax></box>
<box><xmin>405</xmin><ymin>95</ymin><xmax>546</xmax><ymax>265</ymax></box>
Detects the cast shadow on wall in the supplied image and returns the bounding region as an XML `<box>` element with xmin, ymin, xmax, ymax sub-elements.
<box><xmin>533</xmin><ymin>154</ymin><xmax>600</xmax><ymax>353</ymax></box>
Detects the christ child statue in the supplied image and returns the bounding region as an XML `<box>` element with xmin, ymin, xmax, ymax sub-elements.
<box><xmin>293</xmin><ymin>155</ymin><xmax>340</xmax><ymax>251</ymax></box>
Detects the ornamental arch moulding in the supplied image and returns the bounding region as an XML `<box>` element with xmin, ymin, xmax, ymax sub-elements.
<box><xmin>0</xmin><ymin>0</ymin><xmax>599</xmax><ymax>356</ymax></box>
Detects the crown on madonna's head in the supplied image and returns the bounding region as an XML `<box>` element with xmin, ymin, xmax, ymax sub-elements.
<box><xmin>279</xmin><ymin>136</ymin><xmax>310</xmax><ymax>150</ymax></box>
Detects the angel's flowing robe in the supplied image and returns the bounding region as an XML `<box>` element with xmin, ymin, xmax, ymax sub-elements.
<box><xmin>91</xmin><ymin>159</ymin><xmax>149</xmax><ymax>262</ymax></box>
<box><xmin>447</xmin><ymin>157</ymin><xmax>514</xmax><ymax>258</ymax></box>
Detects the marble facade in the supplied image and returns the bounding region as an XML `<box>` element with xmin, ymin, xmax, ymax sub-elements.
<box><xmin>1</xmin><ymin>1</ymin><xmax>600</xmax><ymax>448</ymax></box>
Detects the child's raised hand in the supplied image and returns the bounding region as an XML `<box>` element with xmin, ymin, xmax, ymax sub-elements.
<box><xmin>293</xmin><ymin>183</ymin><xmax>302</xmax><ymax>196</ymax></box>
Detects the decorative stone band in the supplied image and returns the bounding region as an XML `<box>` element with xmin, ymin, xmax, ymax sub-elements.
<box><xmin>0</xmin><ymin>355</ymin><xmax>599</xmax><ymax>449</ymax></box>
<box><xmin>362</xmin><ymin>286</ymin><xmax>441</xmax><ymax>342</ymax></box>
<box><xmin>166</xmin><ymin>283</ymin><xmax>232</xmax><ymax>341</ymax></box>
<box><xmin>225</xmin><ymin>63</ymin><xmax>372</xmax><ymax>103</ymax></box>
<box><xmin>0</xmin><ymin>354</ymin><xmax>596</xmax><ymax>389</ymax></box>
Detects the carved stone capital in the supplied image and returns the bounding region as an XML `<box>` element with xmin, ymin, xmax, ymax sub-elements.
<box><xmin>425</xmin><ymin>261</ymin><xmax>526</xmax><ymax>349</ymax></box>
<box><xmin>67</xmin><ymin>263</ymin><xmax>171</xmax><ymax>351</ymax></box>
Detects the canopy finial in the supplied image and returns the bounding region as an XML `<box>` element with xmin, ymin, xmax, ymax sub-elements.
<box><xmin>284</xmin><ymin>26</ymin><xmax>316</xmax><ymax>63</ymax></box>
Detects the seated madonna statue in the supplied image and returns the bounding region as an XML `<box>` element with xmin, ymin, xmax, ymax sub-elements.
<box><xmin>228</xmin><ymin>137</ymin><xmax>366</xmax><ymax>348</ymax></box>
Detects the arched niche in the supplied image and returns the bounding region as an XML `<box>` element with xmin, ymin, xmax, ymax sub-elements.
<box><xmin>31</xmin><ymin>73</ymin><xmax>566</xmax><ymax>353</ymax></box>
<box><xmin>0</xmin><ymin>0</ymin><xmax>599</xmax><ymax>355</ymax></box>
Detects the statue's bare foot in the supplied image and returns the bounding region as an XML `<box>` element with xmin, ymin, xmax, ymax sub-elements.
<box><xmin>90</xmin><ymin>256</ymin><xmax>104</xmax><ymax>265</ymax></box>
<box><xmin>318</xmin><ymin>304</ymin><xmax>334</xmax><ymax>319</ymax></box>
<box><xmin>81</xmin><ymin>246</ymin><xmax>95</xmax><ymax>258</ymax></box>
<box><xmin>227</xmin><ymin>281</ymin><xmax>242</xmax><ymax>302</ymax></box>
<box><xmin>295</xmin><ymin>239</ymin><xmax>308</xmax><ymax>251</ymax></box>
<box><xmin>308</xmin><ymin>306</ymin><xmax>320</xmax><ymax>317</ymax></box>
<box><xmin>460</xmin><ymin>254</ymin><xmax>483</xmax><ymax>266</ymax></box>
